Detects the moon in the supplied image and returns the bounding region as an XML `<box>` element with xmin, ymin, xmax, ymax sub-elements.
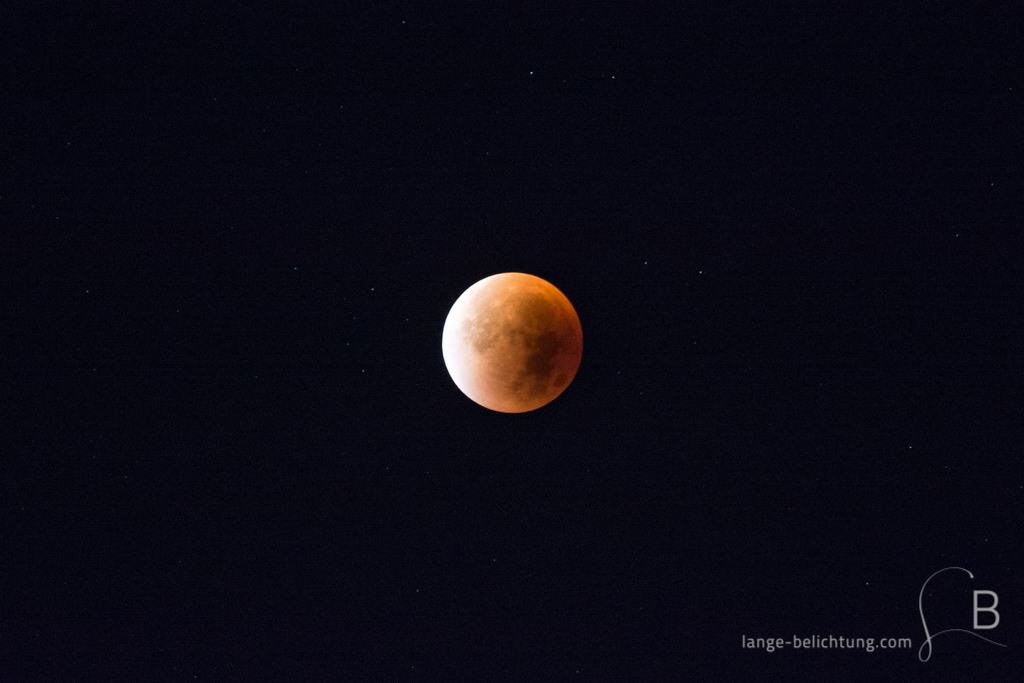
<box><xmin>442</xmin><ymin>273</ymin><xmax>583</xmax><ymax>413</ymax></box>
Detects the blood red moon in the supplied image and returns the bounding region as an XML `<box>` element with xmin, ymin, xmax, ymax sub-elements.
<box><xmin>442</xmin><ymin>273</ymin><xmax>583</xmax><ymax>413</ymax></box>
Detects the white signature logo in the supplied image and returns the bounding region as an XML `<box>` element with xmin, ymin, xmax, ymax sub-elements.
<box><xmin>918</xmin><ymin>566</ymin><xmax>1006</xmax><ymax>662</ymax></box>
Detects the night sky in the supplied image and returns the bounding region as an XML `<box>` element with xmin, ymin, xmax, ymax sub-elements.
<box><xmin>3</xmin><ymin>4</ymin><xmax>1022</xmax><ymax>681</ymax></box>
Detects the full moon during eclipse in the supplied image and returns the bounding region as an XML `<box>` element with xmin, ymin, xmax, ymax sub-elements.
<box><xmin>442</xmin><ymin>273</ymin><xmax>583</xmax><ymax>413</ymax></box>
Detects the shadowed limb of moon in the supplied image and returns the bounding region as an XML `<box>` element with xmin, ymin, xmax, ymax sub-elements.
<box><xmin>442</xmin><ymin>273</ymin><xmax>583</xmax><ymax>413</ymax></box>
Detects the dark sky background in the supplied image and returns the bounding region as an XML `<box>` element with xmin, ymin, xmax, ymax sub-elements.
<box><xmin>2</xmin><ymin>4</ymin><xmax>1021</xmax><ymax>681</ymax></box>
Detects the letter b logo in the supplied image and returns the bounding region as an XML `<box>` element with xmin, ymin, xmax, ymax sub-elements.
<box><xmin>973</xmin><ymin>590</ymin><xmax>1000</xmax><ymax>630</ymax></box>
<box><xmin>918</xmin><ymin>567</ymin><xmax>1007</xmax><ymax>662</ymax></box>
